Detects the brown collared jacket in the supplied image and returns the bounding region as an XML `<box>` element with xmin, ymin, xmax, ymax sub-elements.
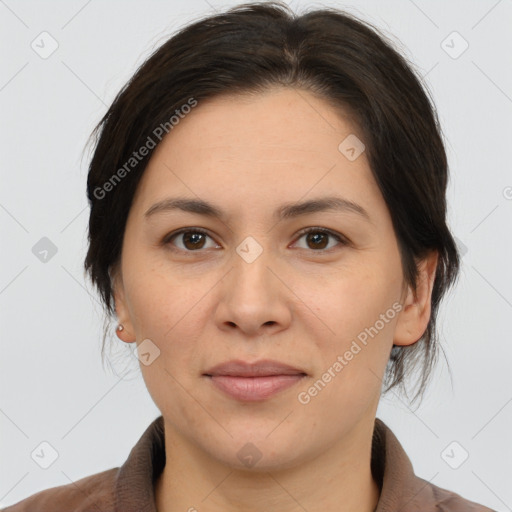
<box><xmin>2</xmin><ymin>416</ymin><xmax>496</xmax><ymax>512</ymax></box>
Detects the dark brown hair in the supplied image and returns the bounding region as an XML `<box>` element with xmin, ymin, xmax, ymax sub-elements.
<box><xmin>84</xmin><ymin>1</ymin><xmax>460</xmax><ymax>404</ymax></box>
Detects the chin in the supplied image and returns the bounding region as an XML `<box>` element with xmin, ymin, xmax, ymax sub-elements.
<box><xmin>202</xmin><ymin>431</ymin><xmax>311</xmax><ymax>473</ymax></box>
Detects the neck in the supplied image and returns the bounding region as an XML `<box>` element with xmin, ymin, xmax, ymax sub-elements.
<box><xmin>155</xmin><ymin>416</ymin><xmax>381</xmax><ymax>512</ymax></box>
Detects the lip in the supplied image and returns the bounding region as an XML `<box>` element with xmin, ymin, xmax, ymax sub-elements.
<box><xmin>204</xmin><ymin>359</ymin><xmax>307</xmax><ymax>377</ymax></box>
<box><xmin>203</xmin><ymin>359</ymin><xmax>308</xmax><ymax>402</ymax></box>
<box><xmin>206</xmin><ymin>375</ymin><xmax>306</xmax><ymax>401</ymax></box>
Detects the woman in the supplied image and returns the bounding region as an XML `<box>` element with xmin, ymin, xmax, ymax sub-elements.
<box><xmin>4</xmin><ymin>2</ymin><xmax>496</xmax><ymax>511</ymax></box>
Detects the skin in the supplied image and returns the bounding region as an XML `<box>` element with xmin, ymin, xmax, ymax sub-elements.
<box><xmin>112</xmin><ymin>87</ymin><xmax>438</xmax><ymax>512</ymax></box>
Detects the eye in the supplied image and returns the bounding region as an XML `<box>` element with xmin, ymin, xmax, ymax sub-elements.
<box><xmin>292</xmin><ymin>227</ymin><xmax>348</xmax><ymax>251</ymax></box>
<box><xmin>163</xmin><ymin>228</ymin><xmax>220</xmax><ymax>252</ymax></box>
<box><xmin>162</xmin><ymin>227</ymin><xmax>349</xmax><ymax>253</ymax></box>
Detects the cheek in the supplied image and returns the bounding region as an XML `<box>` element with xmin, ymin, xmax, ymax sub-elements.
<box><xmin>295</xmin><ymin>282</ymin><xmax>397</xmax><ymax>423</ymax></box>
<box><xmin>309</xmin><ymin>262</ymin><xmax>396</xmax><ymax>335</ymax></box>
<box><xmin>304</xmin><ymin>260</ymin><xmax>400</xmax><ymax>383</ymax></box>
<box><xmin>124</xmin><ymin>261</ymin><xmax>199</xmax><ymax>336</ymax></box>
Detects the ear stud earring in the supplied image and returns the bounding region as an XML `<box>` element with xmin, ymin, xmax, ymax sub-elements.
<box><xmin>117</xmin><ymin>324</ymin><xmax>124</xmax><ymax>331</ymax></box>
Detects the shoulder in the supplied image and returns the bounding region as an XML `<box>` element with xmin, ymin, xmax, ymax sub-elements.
<box><xmin>2</xmin><ymin>415</ymin><xmax>166</xmax><ymax>512</ymax></box>
<box><xmin>1</xmin><ymin>468</ymin><xmax>118</xmax><ymax>512</ymax></box>
<box><xmin>372</xmin><ymin>418</ymin><xmax>496</xmax><ymax>512</ymax></box>
<box><xmin>418</xmin><ymin>477</ymin><xmax>497</xmax><ymax>512</ymax></box>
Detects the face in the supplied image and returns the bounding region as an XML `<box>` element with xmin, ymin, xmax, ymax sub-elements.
<box><xmin>113</xmin><ymin>87</ymin><xmax>434</xmax><ymax>471</ymax></box>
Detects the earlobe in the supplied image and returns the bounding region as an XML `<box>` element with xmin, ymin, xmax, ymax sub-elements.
<box><xmin>393</xmin><ymin>251</ymin><xmax>438</xmax><ymax>347</ymax></box>
<box><xmin>111</xmin><ymin>268</ymin><xmax>137</xmax><ymax>344</ymax></box>
<box><xmin>115</xmin><ymin>323</ymin><xmax>128</xmax><ymax>342</ymax></box>
<box><xmin>114</xmin><ymin>319</ymin><xmax>135</xmax><ymax>343</ymax></box>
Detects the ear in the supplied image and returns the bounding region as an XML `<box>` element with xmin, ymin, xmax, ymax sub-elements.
<box><xmin>111</xmin><ymin>265</ymin><xmax>136</xmax><ymax>344</ymax></box>
<box><xmin>393</xmin><ymin>250</ymin><xmax>438</xmax><ymax>347</ymax></box>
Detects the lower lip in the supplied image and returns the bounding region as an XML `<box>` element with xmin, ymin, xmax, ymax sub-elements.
<box><xmin>206</xmin><ymin>374</ymin><xmax>306</xmax><ymax>401</ymax></box>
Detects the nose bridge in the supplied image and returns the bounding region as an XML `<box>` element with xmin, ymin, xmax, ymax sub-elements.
<box><xmin>231</xmin><ymin>235</ymin><xmax>274</xmax><ymax>294</ymax></box>
<box><xmin>214</xmin><ymin>230</ymin><xmax>293</xmax><ymax>335</ymax></box>
<box><xmin>219</xmin><ymin>233</ymin><xmax>287</xmax><ymax>321</ymax></box>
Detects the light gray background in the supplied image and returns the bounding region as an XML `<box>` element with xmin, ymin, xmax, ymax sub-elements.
<box><xmin>1</xmin><ymin>0</ymin><xmax>511</xmax><ymax>510</ymax></box>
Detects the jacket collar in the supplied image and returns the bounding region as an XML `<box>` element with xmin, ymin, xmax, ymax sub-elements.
<box><xmin>114</xmin><ymin>415</ymin><xmax>435</xmax><ymax>512</ymax></box>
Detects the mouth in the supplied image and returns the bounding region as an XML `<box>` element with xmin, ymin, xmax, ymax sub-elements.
<box><xmin>203</xmin><ymin>359</ymin><xmax>308</xmax><ymax>402</ymax></box>
<box><xmin>204</xmin><ymin>358</ymin><xmax>308</xmax><ymax>377</ymax></box>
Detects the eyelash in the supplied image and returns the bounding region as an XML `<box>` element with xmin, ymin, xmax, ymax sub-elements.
<box><xmin>162</xmin><ymin>227</ymin><xmax>349</xmax><ymax>254</ymax></box>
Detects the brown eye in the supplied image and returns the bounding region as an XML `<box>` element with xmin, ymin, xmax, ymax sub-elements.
<box><xmin>163</xmin><ymin>227</ymin><xmax>348</xmax><ymax>254</ymax></box>
<box><xmin>293</xmin><ymin>228</ymin><xmax>347</xmax><ymax>251</ymax></box>
<box><xmin>305</xmin><ymin>231</ymin><xmax>329</xmax><ymax>249</ymax></box>
<box><xmin>165</xmin><ymin>228</ymin><xmax>218</xmax><ymax>251</ymax></box>
<box><xmin>181</xmin><ymin>232</ymin><xmax>207</xmax><ymax>250</ymax></box>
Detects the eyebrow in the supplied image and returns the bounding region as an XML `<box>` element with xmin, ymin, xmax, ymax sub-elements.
<box><xmin>144</xmin><ymin>196</ymin><xmax>371</xmax><ymax>223</ymax></box>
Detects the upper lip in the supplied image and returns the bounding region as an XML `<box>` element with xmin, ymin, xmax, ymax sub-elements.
<box><xmin>204</xmin><ymin>359</ymin><xmax>307</xmax><ymax>377</ymax></box>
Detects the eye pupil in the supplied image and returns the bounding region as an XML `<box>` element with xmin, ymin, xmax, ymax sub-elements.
<box><xmin>183</xmin><ymin>232</ymin><xmax>205</xmax><ymax>250</ymax></box>
<box><xmin>307</xmin><ymin>232</ymin><xmax>328</xmax><ymax>249</ymax></box>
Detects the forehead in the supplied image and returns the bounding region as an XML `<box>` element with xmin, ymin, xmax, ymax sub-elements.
<box><xmin>129</xmin><ymin>88</ymin><xmax>383</xmax><ymax>221</ymax></box>
<box><xmin>164</xmin><ymin>87</ymin><xmax>360</xmax><ymax>152</ymax></box>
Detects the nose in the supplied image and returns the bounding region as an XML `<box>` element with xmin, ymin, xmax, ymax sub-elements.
<box><xmin>213</xmin><ymin>242</ymin><xmax>292</xmax><ymax>337</ymax></box>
